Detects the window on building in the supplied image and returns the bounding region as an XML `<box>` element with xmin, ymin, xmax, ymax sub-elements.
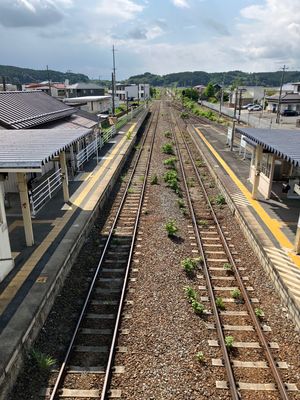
<box><xmin>261</xmin><ymin>153</ymin><xmax>273</xmax><ymax>177</ymax></box>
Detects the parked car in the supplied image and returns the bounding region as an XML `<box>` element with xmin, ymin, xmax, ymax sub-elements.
<box><xmin>241</xmin><ymin>103</ymin><xmax>254</xmax><ymax>109</ymax></box>
<box><xmin>248</xmin><ymin>105</ymin><xmax>262</xmax><ymax>111</ymax></box>
<box><xmin>281</xmin><ymin>109</ymin><xmax>299</xmax><ymax>116</ymax></box>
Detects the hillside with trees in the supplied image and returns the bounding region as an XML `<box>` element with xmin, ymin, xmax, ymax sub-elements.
<box><xmin>126</xmin><ymin>70</ymin><xmax>300</xmax><ymax>87</ymax></box>
<box><xmin>0</xmin><ymin>65</ymin><xmax>89</xmax><ymax>85</ymax></box>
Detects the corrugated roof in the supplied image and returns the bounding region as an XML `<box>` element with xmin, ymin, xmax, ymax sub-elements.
<box><xmin>0</xmin><ymin>128</ymin><xmax>91</xmax><ymax>170</ymax></box>
<box><xmin>0</xmin><ymin>91</ymin><xmax>75</xmax><ymax>129</ymax></box>
<box><xmin>66</xmin><ymin>82</ymin><xmax>102</xmax><ymax>90</ymax></box>
<box><xmin>237</xmin><ymin>127</ymin><xmax>300</xmax><ymax>166</ymax></box>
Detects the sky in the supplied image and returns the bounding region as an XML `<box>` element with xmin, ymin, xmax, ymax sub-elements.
<box><xmin>0</xmin><ymin>0</ymin><xmax>300</xmax><ymax>79</ymax></box>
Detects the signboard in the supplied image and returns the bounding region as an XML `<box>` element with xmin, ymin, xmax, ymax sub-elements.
<box><xmin>294</xmin><ymin>183</ymin><xmax>300</xmax><ymax>196</ymax></box>
<box><xmin>226</xmin><ymin>127</ymin><xmax>232</xmax><ymax>145</ymax></box>
<box><xmin>240</xmin><ymin>135</ymin><xmax>246</xmax><ymax>149</ymax></box>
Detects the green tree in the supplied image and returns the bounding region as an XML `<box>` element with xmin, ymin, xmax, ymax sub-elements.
<box><xmin>203</xmin><ymin>82</ymin><xmax>215</xmax><ymax>99</ymax></box>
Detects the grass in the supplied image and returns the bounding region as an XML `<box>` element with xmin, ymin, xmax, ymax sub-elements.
<box><xmin>30</xmin><ymin>349</ymin><xmax>56</xmax><ymax>370</ymax></box>
<box><xmin>184</xmin><ymin>286</ymin><xmax>197</xmax><ymax>302</ymax></box>
<box><xmin>177</xmin><ymin>198</ymin><xmax>185</xmax><ymax>209</ymax></box>
<box><xmin>164</xmin><ymin>131</ymin><xmax>172</xmax><ymax>138</ymax></box>
<box><xmin>126</xmin><ymin>131</ymin><xmax>132</xmax><ymax>140</ymax></box>
<box><xmin>215</xmin><ymin>194</ymin><xmax>226</xmax><ymax>206</ymax></box>
<box><xmin>198</xmin><ymin>220</ymin><xmax>208</xmax><ymax>228</ymax></box>
<box><xmin>127</xmin><ymin>187</ymin><xmax>134</xmax><ymax>194</ymax></box>
<box><xmin>196</xmin><ymin>351</ymin><xmax>205</xmax><ymax>362</ymax></box>
<box><xmin>225</xmin><ymin>336</ymin><xmax>234</xmax><ymax>349</ymax></box>
<box><xmin>216</xmin><ymin>297</ymin><xmax>225</xmax><ymax>310</ymax></box>
<box><xmin>150</xmin><ymin>174</ymin><xmax>159</xmax><ymax>185</ymax></box>
<box><xmin>223</xmin><ymin>263</ymin><xmax>233</xmax><ymax>274</ymax></box>
<box><xmin>255</xmin><ymin>308</ymin><xmax>264</xmax><ymax>318</ymax></box>
<box><xmin>231</xmin><ymin>288</ymin><xmax>241</xmax><ymax>300</ymax></box>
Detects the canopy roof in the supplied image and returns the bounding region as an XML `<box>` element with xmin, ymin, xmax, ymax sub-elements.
<box><xmin>0</xmin><ymin>128</ymin><xmax>91</xmax><ymax>171</ymax></box>
<box><xmin>237</xmin><ymin>127</ymin><xmax>300</xmax><ymax>166</ymax></box>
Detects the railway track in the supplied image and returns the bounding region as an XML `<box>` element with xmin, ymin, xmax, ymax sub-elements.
<box><xmin>167</xmin><ymin>101</ymin><xmax>298</xmax><ymax>399</ymax></box>
<box><xmin>42</xmin><ymin>104</ymin><xmax>159</xmax><ymax>400</ymax></box>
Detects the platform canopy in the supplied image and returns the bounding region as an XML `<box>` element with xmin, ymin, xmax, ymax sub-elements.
<box><xmin>0</xmin><ymin>128</ymin><xmax>91</xmax><ymax>171</ymax></box>
<box><xmin>237</xmin><ymin>127</ymin><xmax>300</xmax><ymax>167</ymax></box>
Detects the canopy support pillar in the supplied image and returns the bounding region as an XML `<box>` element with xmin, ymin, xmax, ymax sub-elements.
<box><xmin>59</xmin><ymin>151</ymin><xmax>69</xmax><ymax>203</ymax></box>
<box><xmin>17</xmin><ymin>172</ymin><xmax>34</xmax><ymax>247</ymax></box>
<box><xmin>252</xmin><ymin>144</ymin><xmax>263</xmax><ymax>200</ymax></box>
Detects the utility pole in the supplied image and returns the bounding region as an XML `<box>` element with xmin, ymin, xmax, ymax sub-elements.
<box><xmin>112</xmin><ymin>45</ymin><xmax>117</xmax><ymax>116</ymax></box>
<box><xmin>111</xmin><ymin>72</ymin><xmax>115</xmax><ymax>116</ymax></box>
<box><xmin>2</xmin><ymin>76</ymin><xmax>6</xmax><ymax>91</ymax></box>
<box><xmin>219</xmin><ymin>74</ymin><xmax>225</xmax><ymax>117</ymax></box>
<box><xmin>233</xmin><ymin>88</ymin><xmax>238</xmax><ymax>119</ymax></box>
<box><xmin>276</xmin><ymin>64</ymin><xmax>288</xmax><ymax>124</ymax></box>
<box><xmin>237</xmin><ymin>89</ymin><xmax>244</xmax><ymax>122</ymax></box>
<box><xmin>46</xmin><ymin>65</ymin><xmax>51</xmax><ymax>96</ymax></box>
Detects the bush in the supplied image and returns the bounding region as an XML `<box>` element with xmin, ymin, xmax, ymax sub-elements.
<box><xmin>164</xmin><ymin>157</ymin><xmax>177</xmax><ymax>169</ymax></box>
<box><xmin>184</xmin><ymin>286</ymin><xmax>197</xmax><ymax>302</ymax></box>
<box><xmin>162</xmin><ymin>143</ymin><xmax>174</xmax><ymax>155</ymax></box>
<box><xmin>165</xmin><ymin>220</ymin><xmax>178</xmax><ymax>236</ymax></box>
<box><xmin>223</xmin><ymin>263</ymin><xmax>233</xmax><ymax>273</ymax></box>
<box><xmin>164</xmin><ymin>131</ymin><xmax>172</xmax><ymax>138</ymax></box>
<box><xmin>255</xmin><ymin>308</ymin><xmax>264</xmax><ymax>318</ymax></box>
<box><xmin>191</xmin><ymin>300</ymin><xmax>204</xmax><ymax>315</ymax></box>
<box><xmin>231</xmin><ymin>288</ymin><xmax>241</xmax><ymax>300</ymax></box>
<box><xmin>181</xmin><ymin>257</ymin><xmax>203</xmax><ymax>273</ymax></box>
<box><xmin>196</xmin><ymin>351</ymin><xmax>205</xmax><ymax>362</ymax></box>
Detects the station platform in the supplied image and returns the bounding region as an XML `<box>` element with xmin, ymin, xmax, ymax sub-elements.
<box><xmin>0</xmin><ymin>108</ymin><xmax>149</xmax><ymax>398</ymax></box>
<box><xmin>189</xmin><ymin>120</ymin><xmax>300</xmax><ymax>327</ymax></box>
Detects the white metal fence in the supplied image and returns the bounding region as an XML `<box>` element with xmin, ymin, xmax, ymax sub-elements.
<box><xmin>201</xmin><ymin>100</ymin><xmax>273</xmax><ymax>128</ymax></box>
<box><xmin>29</xmin><ymin>168</ymin><xmax>62</xmax><ymax>216</ymax></box>
<box><xmin>76</xmin><ymin>105</ymin><xmax>146</xmax><ymax>169</ymax></box>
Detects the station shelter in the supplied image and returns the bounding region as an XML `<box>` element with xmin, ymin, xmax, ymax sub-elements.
<box><xmin>0</xmin><ymin>128</ymin><xmax>92</xmax><ymax>282</ymax></box>
<box><xmin>236</xmin><ymin>127</ymin><xmax>300</xmax><ymax>252</ymax></box>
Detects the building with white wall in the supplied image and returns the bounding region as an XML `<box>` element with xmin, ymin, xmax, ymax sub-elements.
<box><xmin>109</xmin><ymin>83</ymin><xmax>150</xmax><ymax>101</ymax></box>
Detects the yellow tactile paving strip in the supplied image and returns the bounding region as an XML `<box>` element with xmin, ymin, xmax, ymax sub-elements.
<box><xmin>194</xmin><ymin>127</ymin><xmax>300</xmax><ymax>269</ymax></box>
<box><xmin>0</xmin><ymin>123</ymin><xmax>137</xmax><ymax>315</ymax></box>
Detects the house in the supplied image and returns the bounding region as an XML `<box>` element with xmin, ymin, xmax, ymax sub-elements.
<box><xmin>63</xmin><ymin>95</ymin><xmax>117</xmax><ymax>114</ymax></box>
<box><xmin>193</xmin><ymin>85</ymin><xmax>206</xmax><ymax>95</ymax></box>
<box><xmin>0</xmin><ymin>83</ymin><xmax>18</xmax><ymax>91</ymax></box>
<box><xmin>23</xmin><ymin>82</ymin><xmax>67</xmax><ymax>99</ymax></box>
<box><xmin>65</xmin><ymin>82</ymin><xmax>104</xmax><ymax>98</ymax></box>
<box><xmin>109</xmin><ymin>83</ymin><xmax>150</xmax><ymax>101</ymax></box>
<box><xmin>266</xmin><ymin>82</ymin><xmax>300</xmax><ymax>113</ymax></box>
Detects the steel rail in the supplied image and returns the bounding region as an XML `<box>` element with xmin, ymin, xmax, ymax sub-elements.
<box><xmin>100</xmin><ymin>102</ymin><xmax>160</xmax><ymax>400</ymax></box>
<box><xmin>173</xmin><ymin>105</ymin><xmax>290</xmax><ymax>400</ymax></box>
<box><xmin>49</xmin><ymin>105</ymin><xmax>156</xmax><ymax>400</ymax></box>
<box><xmin>166</xmin><ymin>106</ymin><xmax>240</xmax><ymax>400</ymax></box>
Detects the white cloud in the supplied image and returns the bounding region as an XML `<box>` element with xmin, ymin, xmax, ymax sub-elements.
<box><xmin>235</xmin><ymin>0</ymin><xmax>300</xmax><ymax>68</ymax></box>
<box><xmin>171</xmin><ymin>0</ymin><xmax>189</xmax><ymax>9</ymax></box>
<box><xmin>96</xmin><ymin>0</ymin><xmax>144</xmax><ymax>20</ymax></box>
